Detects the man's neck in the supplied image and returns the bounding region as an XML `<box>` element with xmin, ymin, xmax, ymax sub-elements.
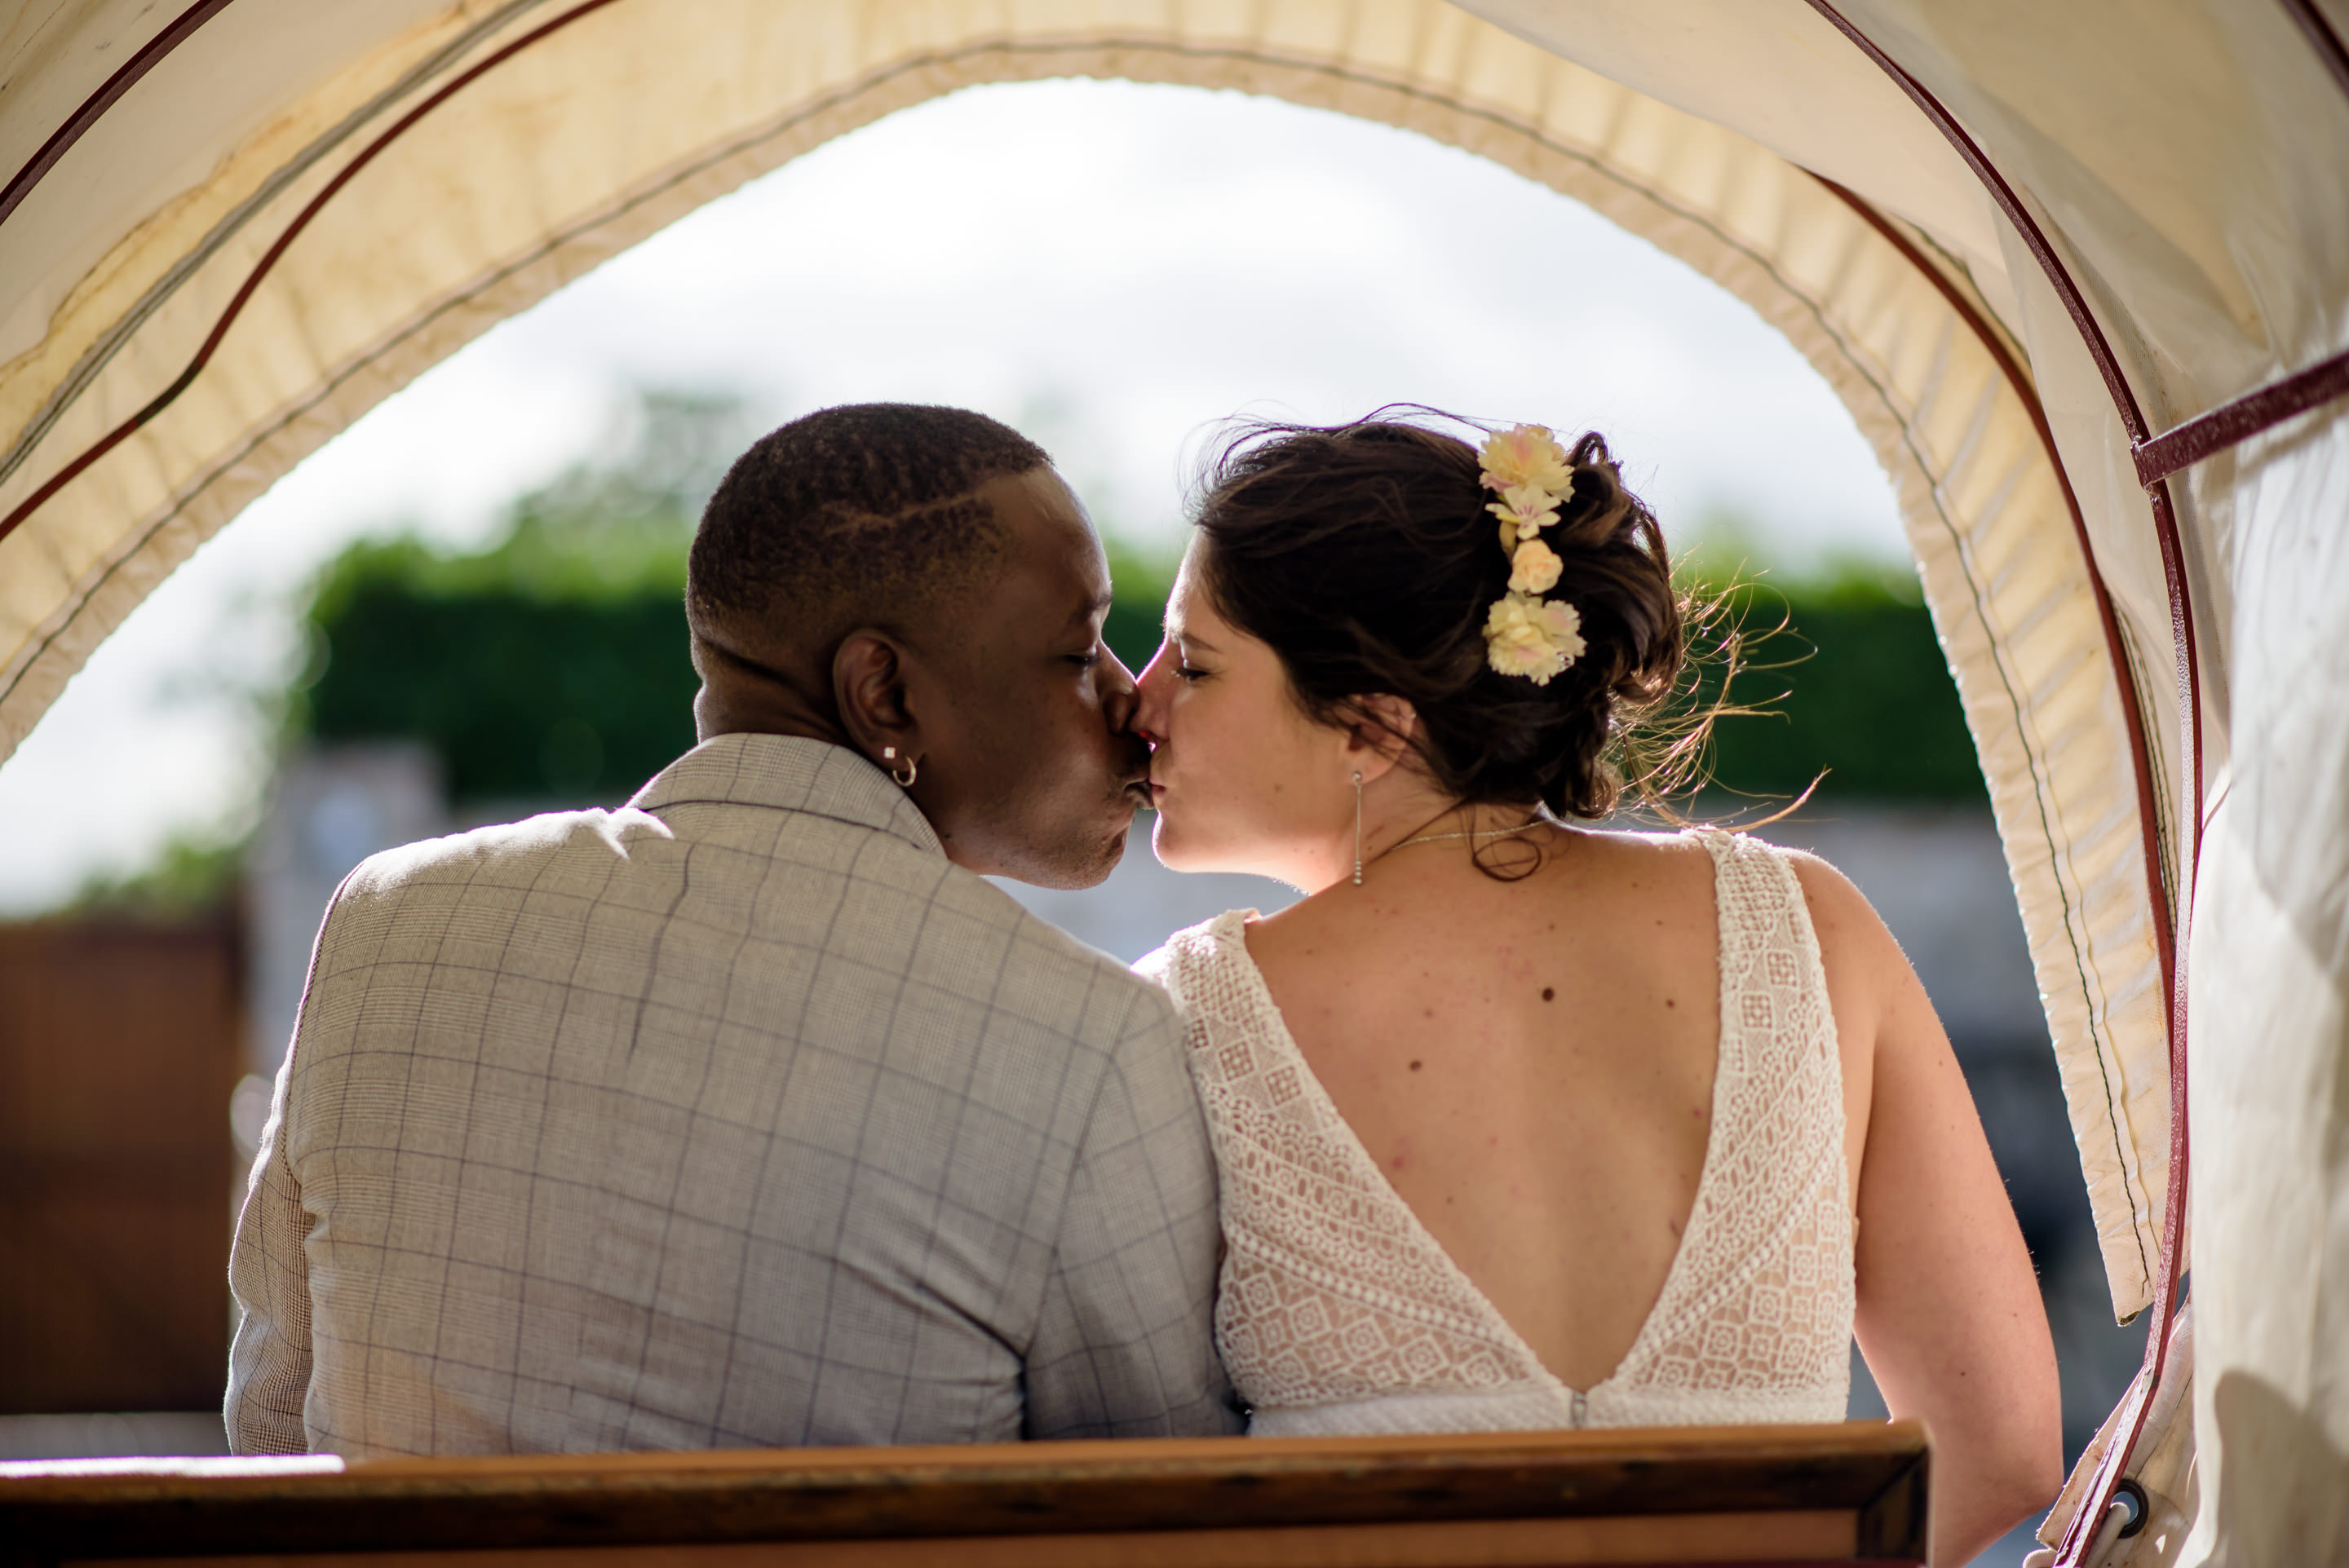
<box><xmin>694</xmin><ymin>709</ymin><xmax>848</xmax><ymax>748</ymax></box>
<box><xmin>691</xmin><ymin>634</ymin><xmax>849</xmax><ymax>748</ymax></box>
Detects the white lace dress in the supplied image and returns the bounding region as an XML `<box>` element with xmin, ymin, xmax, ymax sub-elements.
<box><xmin>1135</xmin><ymin>828</ymin><xmax>1855</xmax><ymax>1437</ymax></box>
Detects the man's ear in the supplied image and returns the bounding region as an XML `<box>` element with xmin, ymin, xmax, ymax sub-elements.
<box><xmin>831</xmin><ymin>629</ymin><xmax>922</xmax><ymax>771</ymax></box>
<box><xmin>1341</xmin><ymin>693</ymin><xmax>1421</xmax><ymax>783</ymax></box>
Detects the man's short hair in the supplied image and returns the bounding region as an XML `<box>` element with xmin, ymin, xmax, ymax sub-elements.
<box><xmin>688</xmin><ymin>403</ymin><xmax>1050</xmax><ymax>649</ymax></box>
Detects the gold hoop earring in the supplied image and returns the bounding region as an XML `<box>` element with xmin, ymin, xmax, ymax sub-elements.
<box><xmin>1351</xmin><ymin>770</ymin><xmax>1365</xmax><ymax>886</ymax></box>
<box><xmin>882</xmin><ymin>745</ymin><xmax>918</xmax><ymax>788</ymax></box>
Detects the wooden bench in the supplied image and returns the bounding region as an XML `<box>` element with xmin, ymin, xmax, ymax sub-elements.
<box><xmin>1</xmin><ymin>1420</ymin><xmax>1926</xmax><ymax>1566</ymax></box>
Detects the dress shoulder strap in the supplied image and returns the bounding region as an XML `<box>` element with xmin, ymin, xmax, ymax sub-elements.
<box><xmin>1692</xmin><ymin>830</ymin><xmax>1834</xmax><ymax>1076</ymax></box>
<box><xmin>1696</xmin><ymin>828</ymin><xmax>1822</xmax><ymax>985</ymax></box>
<box><xmin>1135</xmin><ymin>911</ymin><xmax>1320</xmax><ymax>1128</ymax></box>
<box><xmin>1702</xmin><ymin>823</ymin><xmax>1842</xmax><ymax>1153</ymax></box>
<box><xmin>1133</xmin><ymin>914</ymin><xmax>1227</xmax><ymax>1021</ymax></box>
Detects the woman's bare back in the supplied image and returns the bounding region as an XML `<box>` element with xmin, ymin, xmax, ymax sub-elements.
<box><xmin>1242</xmin><ymin>825</ymin><xmax>1858</xmax><ymax>1392</ymax></box>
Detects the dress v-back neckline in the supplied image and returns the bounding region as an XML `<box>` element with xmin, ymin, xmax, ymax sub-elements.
<box><xmin>1208</xmin><ymin>835</ymin><xmax>1730</xmax><ymax>1402</ymax></box>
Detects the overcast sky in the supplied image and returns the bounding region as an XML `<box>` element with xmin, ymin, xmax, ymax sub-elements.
<box><xmin>0</xmin><ymin>78</ymin><xmax>1907</xmax><ymax>913</ymax></box>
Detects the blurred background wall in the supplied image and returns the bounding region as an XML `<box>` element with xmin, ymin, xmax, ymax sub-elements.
<box><xmin>0</xmin><ymin>917</ymin><xmax>242</xmax><ymax>1420</ymax></box>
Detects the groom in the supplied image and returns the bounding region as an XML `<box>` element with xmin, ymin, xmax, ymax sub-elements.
<box><xmin>227</xmin><ymin>404</ymin><xmax>1236</xmax><ymax>1455</ymax></box>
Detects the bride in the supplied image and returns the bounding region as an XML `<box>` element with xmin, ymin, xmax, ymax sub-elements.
<box><xmin>1130</xmin><ymin>413</ymin><xmax>2061</xmax><ymax>1564</ymax></box>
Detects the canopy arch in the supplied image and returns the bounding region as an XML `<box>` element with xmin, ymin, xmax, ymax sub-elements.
<box><xmin>0</xmin><ymin>0</ymin><xmax>2169</xmax><ymax>1320</ymax></box>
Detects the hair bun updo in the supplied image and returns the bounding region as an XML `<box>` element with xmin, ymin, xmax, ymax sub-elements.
<box><xmin>1191</xmin><ymin>409</ymin><xmax>1690</xmax><ymax>821</ymax></box>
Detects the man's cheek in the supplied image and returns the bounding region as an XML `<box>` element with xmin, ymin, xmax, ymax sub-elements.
<box><xmin>1053</xmin><ymin>704</ymin><xmax>1107</xmax><ymax>763</ymax></box>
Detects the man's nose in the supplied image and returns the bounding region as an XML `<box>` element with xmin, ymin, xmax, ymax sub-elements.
<box><xmin>1099</xmin><ymin>644</ymin><xmax>1144</xmax><ymax>739</ymax></box>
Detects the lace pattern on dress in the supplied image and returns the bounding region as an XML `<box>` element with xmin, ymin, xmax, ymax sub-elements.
<box><xmin>1136</xmin><ymin>828</ymin><xmax>1855</xmax><ymax>1434</ymax></box>
<box><xmin>1595</xmin><ymin>829</ymin><xmax>1855</xmax><ymax>1425</ymax></box>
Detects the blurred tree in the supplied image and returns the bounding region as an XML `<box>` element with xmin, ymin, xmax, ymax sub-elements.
<box><xmin>296</xmin><ymin>391</ymin><xmax>735</xmax><ymax>804</ymax></box>
<box><xmin>67</xmin><ymin>834</ymin><xmax>246</xmax><ymax>918</ymax></box>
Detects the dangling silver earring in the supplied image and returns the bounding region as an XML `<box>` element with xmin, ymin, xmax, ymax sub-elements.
<box><xmin>1351</xmin><ymin>770</ymin><xmax>1365</xmax><ymax>886</ymax></box>
<box><xmin>882</xmin><ymin>745</ymin><xmax>918</xmax><ymax>788</ymax></box>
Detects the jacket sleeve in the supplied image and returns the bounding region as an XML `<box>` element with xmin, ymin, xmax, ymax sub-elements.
<box><xmin>224</xmin><ymin>874</ymin><xmax>358</xmax><ymax>1456</ymax></box>
<box><xmin>1023</xmin><ymin>986</ymin><xmax>1241</xmax><ymax>1440</ymax></box>
<box><xmin>225</xmin><ymin>1048</ymin><xmax>315</xmax><ymax>1454</ymax></box>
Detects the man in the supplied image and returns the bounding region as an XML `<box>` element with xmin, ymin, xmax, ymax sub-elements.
<box><xmin>227</xmin><ymin>404</ymin><xmax>1236</xmax><ymax>1456</ymax></box>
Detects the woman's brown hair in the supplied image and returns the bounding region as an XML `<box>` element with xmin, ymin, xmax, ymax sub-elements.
<box><xmin>1191</xmin><ymin>409</ymin><xmax>1696</xmax><ymax>823</ymax></box>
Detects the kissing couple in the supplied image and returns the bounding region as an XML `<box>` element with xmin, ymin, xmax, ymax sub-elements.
<box><xmin>228</xmin><ymin>403</ymin><xmax>2059</xmax><ymax>1563</ymax></box>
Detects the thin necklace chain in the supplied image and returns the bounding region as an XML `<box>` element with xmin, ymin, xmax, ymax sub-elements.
<box><xmin>1389</xmin><ymin>815</ymin><xmax>1550</xmax><ymax>851</ymax></box>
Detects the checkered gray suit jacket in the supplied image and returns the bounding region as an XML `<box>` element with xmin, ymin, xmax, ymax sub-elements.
<box><xmin>227</xmin><ymin>734</ymin><xmax>1235</xmax><ymax>1457</ymax></box>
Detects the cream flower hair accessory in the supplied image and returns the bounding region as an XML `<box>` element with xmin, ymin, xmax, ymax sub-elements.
<box><xmin>1488</xmin><ymin>483</ymin><xmax>1562</xmax><ymax>541</ymax></box>
<box><xmin>1476</xmin><ymin>424</ymin><xmax>1584</xmax><ymax>682</ymax></box>
<box><xmin>1507</xmin><ymin>536</ymin><xmax>1564</xmax><ymax>595</ymax></box>
<box><xmin>1485</xmin><ymin>594</ymin><xmax>1586</xmax><ymax>684</ymax></box>
<box><xmin>1480</xmin><ymin>424</ymin><xmax>1574</xmax><ymax>495</ymax></box>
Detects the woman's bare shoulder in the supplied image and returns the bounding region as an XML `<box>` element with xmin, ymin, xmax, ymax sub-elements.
<box><xmin>1774</xmin><ymin>846</ymin><xmax>1895</xmax><ymax>961</ymax></box>
<box><xmin>1556</xmin><ymin>824</ymin><xmax>1719</xmax><ymax>883</ymax></box>
<box><xmin>1574</xmin><ymin>824</ymin><xmax>1713</xmax><ymax>856</ymax></box>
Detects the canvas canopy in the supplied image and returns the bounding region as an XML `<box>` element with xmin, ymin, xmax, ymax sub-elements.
<box><xmin>2</xmin><ymin>1</ymin><xmax>2344</xmax><ymax>1559</ymax></box>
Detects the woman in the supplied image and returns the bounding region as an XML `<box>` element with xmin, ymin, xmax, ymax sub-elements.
<box><xmin>1131</xmin><ymin>414</ymin><xmax>2060</xmax><ymax>1564</ymax></box>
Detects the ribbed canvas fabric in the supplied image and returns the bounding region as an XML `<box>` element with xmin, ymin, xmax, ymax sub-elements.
<box><xmin>226</xmin><ymin>732</ymin><xmax>1235</xmax><ymax>1457</ymax></box>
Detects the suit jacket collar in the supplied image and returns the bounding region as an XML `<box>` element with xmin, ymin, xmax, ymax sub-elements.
<box><xmin>629</xmin><ymin>734</ymin><xmax>944</xmax><ymax>858</ymax></box>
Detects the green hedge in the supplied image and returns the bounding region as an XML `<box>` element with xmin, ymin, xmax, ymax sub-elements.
<box><xmin>1696</xmin><ymin>576</ymin><xmax>1986</xmax><ymax>806</ymax></box>
<box><xmin>305</xmin><ymin>573</ymin><xmax>697</xmax><ymax>803</ymax></box>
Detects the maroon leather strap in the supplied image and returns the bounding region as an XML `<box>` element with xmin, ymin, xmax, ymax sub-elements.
<box><xmin>0</xmin><ymin>0</ymin><xmax>239</xmax><ymax>231</ymax></box>
<box><xmin>0</xmin><ymin>0</ymin><xmax>628</xmax><ymax>550</ymax></box>
<box><xmin>2279</xmin><ymin>0</ymin><xmax>2349</xmax><ymax>102</ymax></box>
<box><xmin>2135</xmin><ymin>347</ymin><xmax>2349</xmax><ymax>485</ymax></box>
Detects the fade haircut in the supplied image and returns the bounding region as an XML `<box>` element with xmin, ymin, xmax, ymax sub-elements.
<box><xmin>688</xmin><ymin>404</ymin><xmax>1050</xmax><ymax>651</ymax></box>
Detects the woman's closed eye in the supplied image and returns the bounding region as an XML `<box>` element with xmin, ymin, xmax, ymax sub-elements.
<box><xmin>1165</xmin><ymin>640</ymin><xmax>1210</xmax><ymax>682</ymax></box>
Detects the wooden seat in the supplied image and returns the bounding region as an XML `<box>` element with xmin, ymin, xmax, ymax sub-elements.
<box><xmin>0</xmin><ymin>1420</ymin><xmax>1925</xmax><ymax>1567</ymax></box>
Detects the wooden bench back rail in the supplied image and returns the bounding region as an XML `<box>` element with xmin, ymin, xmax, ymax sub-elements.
<box><xmin>1</xmin><ymin>1421</ymin><xmax>1927</xmax><ymax>1567</ymax></box>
